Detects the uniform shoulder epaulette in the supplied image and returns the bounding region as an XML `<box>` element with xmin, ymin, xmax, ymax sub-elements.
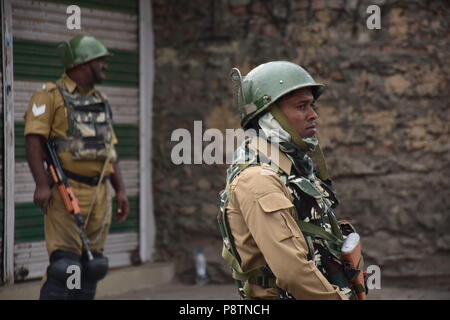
<box><xmin>41</xmin><ymin>82</ymin><xmax>57</xmax><ymax>91</ymax></box>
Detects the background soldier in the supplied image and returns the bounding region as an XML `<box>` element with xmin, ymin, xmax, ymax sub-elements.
<box><xmin>24</xmin><ymin>35</ymin><xmax>129</xmax><ymax>300</ymax></box>
<box><xmin>218</xmin><ymin>61</ymin><xmax>365</xmax><ymax>299</ymax></box>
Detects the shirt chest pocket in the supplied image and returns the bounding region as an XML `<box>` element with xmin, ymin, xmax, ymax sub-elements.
<box><xmin>257</xmin><ymin>192</ymin><xmax>302</xmax><ymax>242</ymax></box>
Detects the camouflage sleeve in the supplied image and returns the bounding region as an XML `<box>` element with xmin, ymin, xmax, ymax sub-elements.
<box><xmin>230</xmin><ymin>166</ymin><xmax>348</xmax><ymax>300</ymax></box>
<box><xmin>24</xmin><ymin>89</ymin><xmax>55</xmax><ymax>138</ymax></box>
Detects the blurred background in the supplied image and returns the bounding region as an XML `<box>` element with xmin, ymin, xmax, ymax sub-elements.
<box><xmin>0</xmin><ymin>0</ymin><xmax>449</xmax><ymax>299</ymax></box>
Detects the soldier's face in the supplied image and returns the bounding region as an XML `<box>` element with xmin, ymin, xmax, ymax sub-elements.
<box><xmin>88</xmin><ymin>57</ymin><xmax>108</xmax><ymax>83</ymax></box>
<box><xmin>277</xmin><ymin>87</ymin><xmax>318</xmax><ymax>138</ymax></box>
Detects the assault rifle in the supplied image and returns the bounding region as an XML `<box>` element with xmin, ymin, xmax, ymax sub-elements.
<box><xmin>322</xmin><ymin>199</ymin><xmax>367</xmax><ymax>299</ymax></box>
<box><xmin>44</xmin><ymin>140</ymin><xmax>94</xmax><ymax>261</ymax></box>
<box><xmin>341</xmin><ymin>233</ymin><xmax>366</xmax><ymax>300</ymax></box>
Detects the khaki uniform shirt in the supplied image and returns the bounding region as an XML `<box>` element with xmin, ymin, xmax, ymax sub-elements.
<box><xmin>24</xmin><ymin>74</ymin><xmax>118</xmax><ymax>177</ymax></box>
<box><xmin>226</xmin><ymin>139</ymin><xmax>347</xmax><ymax>300</ymax></box>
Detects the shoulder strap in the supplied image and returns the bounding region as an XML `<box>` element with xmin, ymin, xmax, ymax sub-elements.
<box><xmin>97</xmin><ymin>92</ymin><xmax>113</xmax><ymax>122</ymax></box>
<box><xmin>56</xmin><ymin>82</ymin><xmax>77</xmax><ymax>136</ymax></box>
<box><xmin>297</xmin><ymin>219</ymin><xmax>343</xmax><ymax>246</ymax></box>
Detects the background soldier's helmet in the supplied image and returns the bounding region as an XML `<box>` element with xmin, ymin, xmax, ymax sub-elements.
<box><xmin>59</xmin><ymin>35</ymin><xmax>112</xmax><ymax>70</ymax></box>
<box><xmin>231</xmin><ymin>61</ymin><xmax>325</xmax><ymax>128</ymax></box>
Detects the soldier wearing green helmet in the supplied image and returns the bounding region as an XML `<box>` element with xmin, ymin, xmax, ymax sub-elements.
<box><xmin>24</xmin><ymin>35</ymin><xmax>129</xmax><ymax>300</ymax></box>
<box><xmin>61</xmin><ymin>35</ymin><xmax>113</xmax><ymax>70</ymax></box>
<box><xmin>218</xmin><ymin>61</ymin><xmax>367</xmax><ymax>299</ymax></box>
<box><xmin>236</xmin><ymin>61</ymin><xmax>324</xmax><ymax>129</ymax></box>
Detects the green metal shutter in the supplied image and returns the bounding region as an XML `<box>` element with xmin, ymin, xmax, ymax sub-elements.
<box><xmin>12</xmin><ymin>0</ymin><xmax>140</xmax><ymax>281</ymax></box>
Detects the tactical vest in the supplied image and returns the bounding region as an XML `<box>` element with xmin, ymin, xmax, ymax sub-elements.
<box><xmin>218</xmin><ymin>137</ymin><xmax>364</xmax><ymax>300</ymax></box>
<box><xmin>54</xmin><ymin>83</ymin><xmax>117</xmax><ymax>162</ymax></box>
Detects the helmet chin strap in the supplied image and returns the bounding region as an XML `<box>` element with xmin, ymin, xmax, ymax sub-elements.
<box><xmin>269</xmin><ymin>104</ymin><xmax>330</xmax><ymax>181</ymax></box>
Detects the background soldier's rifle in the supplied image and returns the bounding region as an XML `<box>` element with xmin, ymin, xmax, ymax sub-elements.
<box><xmin>44</xmin><ymin>140</ymin><xmax>94</xmax><ymax>261</ymax></box>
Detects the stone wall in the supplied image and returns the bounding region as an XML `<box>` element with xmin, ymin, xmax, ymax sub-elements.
<box><xmin>151</xmin><ymin>0</ymin><xmax>450</xmax><ymax>284</ymax></box>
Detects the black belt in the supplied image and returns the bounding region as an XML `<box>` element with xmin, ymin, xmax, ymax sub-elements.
<box><xmin>63</xmin><ymin>169</ymin><xmax>109</xmax><ymax>186</ymax></box>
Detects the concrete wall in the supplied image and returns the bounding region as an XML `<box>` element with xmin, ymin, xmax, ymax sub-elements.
<box><xmin>151</xmin><ymin>0</ymin><xmax>450</xmax><ymax>283</ymax></box>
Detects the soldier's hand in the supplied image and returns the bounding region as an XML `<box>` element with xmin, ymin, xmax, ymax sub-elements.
<box><xmin>115</xmin><ymin>191</ymin><xmax>129</xmax><ymax>223</ymax></box>
<box><xmin>34</xmin><ymin>184</ymin><xmax>52</xmax><ymax>214</ymax></box>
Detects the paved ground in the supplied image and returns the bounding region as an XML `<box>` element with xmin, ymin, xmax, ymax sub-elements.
<box><xmin>103</xmin><ymin>281</ymin><xmax>450</xmax><ymax>300</ymax></box>
<box><xmin>102</xmin><ymin>282</ymin><xmax>239</xmax><ymax>300</ymax></box>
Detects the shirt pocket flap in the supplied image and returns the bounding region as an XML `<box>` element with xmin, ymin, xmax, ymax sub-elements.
<box><xmin>257</xmin><ymin>193</ymin><xmax>293</xmax><ymax>213</ymax></box>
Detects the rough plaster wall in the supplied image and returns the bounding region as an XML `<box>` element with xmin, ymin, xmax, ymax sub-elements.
<box><xmin>151</xmin><ymin>0</ymin><xmax>450</xmax><ymax>283</ymax></box>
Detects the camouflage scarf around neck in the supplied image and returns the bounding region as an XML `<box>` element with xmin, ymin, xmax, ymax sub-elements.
<box><xmin>257</xmin><ymin>104</ymin><xmax>329</xmax><ymax>181</ymax></box>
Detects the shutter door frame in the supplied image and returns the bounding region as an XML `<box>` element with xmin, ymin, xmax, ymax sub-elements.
<box><xmin>2</xmin><ymin>0</ymin><xmax>15</xmax><ymax>285</ymax></box>
<box><xmin>0</xmin><ymin>0</ymin><xmax>4</xmax><ymax>285</ymax></box>
<box><xmin>138</xmin><ymin>0</ymin><xmax>155</xmax><ymax>263</ymax></box>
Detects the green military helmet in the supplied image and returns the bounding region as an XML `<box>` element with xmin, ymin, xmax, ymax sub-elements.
<box><xmin>59</xmin><ymin>35</ymin><xmax>112</xmax><ymax>70</ymax></box>
<box><xmin>231</xmin><ymin>61</ymin><xmax>325</xmax><ymax>128</ymax></box>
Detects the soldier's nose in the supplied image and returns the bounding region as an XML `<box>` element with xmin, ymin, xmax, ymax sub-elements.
<box><xmin>308</xmin><ymin>106</ymin><xmax>318</xmax><ymax>120</ymax></box>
